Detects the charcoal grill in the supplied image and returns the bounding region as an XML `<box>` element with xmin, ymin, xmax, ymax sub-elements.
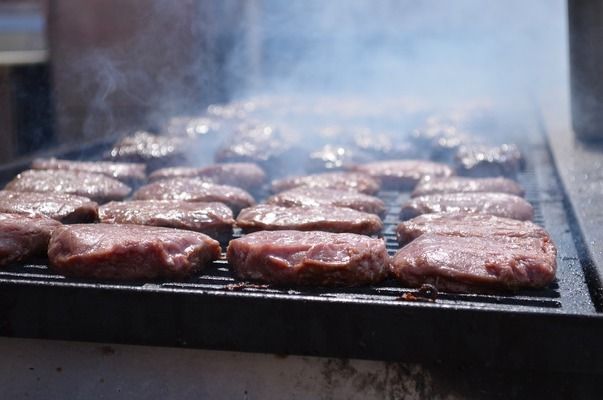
<box><xmin>0</xmin><ymin>122</ymin><xmax>602</xmax><ymax>374</ymax></box>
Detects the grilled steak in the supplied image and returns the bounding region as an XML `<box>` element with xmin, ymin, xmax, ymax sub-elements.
<box><xmin>0</xmin><ymin>190</ymin><xmax>98</xmax><ymax>223</ymax></box>
<box><xmin>31</xmin><ymin>158</ymin><xmax>146</xmax><ymax>185</ymax></box>
<box><xmin>104</xmin><ymin>131</ymin><xmax>187</xmax><ymax>171</ymax></box>
<box><xmin>236</xmin><ymin>204</ymin><xmax>383</xmax><ymax>235</ymax></box>
<box><xmin>149</xmin><ymin>162</ymin><xmax>267</xmax><ymax>192</ymax></box>
<box><xmin>4</xmin><ymin>170</ymin><xmax>131</xmax><ymax>203</ymax></box>
<box><xmin>271</xmin><ymin>172</ymin><xmax>380</xmax><ymax>195</ymax></box>
<box><xmin>267</xmin><ymin>187</ymin><xmax>386</xmax><ymax>217</ymax></box>
<box><xmin>132</xmin><ymin>178</ymin><xmax>255</xmax><ymax>214</ymax></box>
<box><xmin>0</xmin><ymin>212</ymin><xmax>62</xmax><ymax>266</ymax></box>
<box><xmin>48</xmin><ymin>224</ymin><xmax>221</xmax><ymax>280</ymax></box>
<box><xmin>391</xmin><ymin>233</ymin><xmax>556</xmax><ymax>292</ymax></box>
<box><xmin>99</xmin><ymin>200</ymin><xmax>234</xmax><ymax>241</ymax></box>
<box><xmin>351</xmin><ymin>160</ymin><xmax>454</xmax><ymax>190</ymax></box>
<box><xmin>455</xmin><ymin>144</ymin><xmax>525</xmax><ymax>177</ymax></box>
<box><xmin>411</xmin><ymin>176</ymin><xmax>524</xmax><ymax>198</ymax></box>
<box><xmin>396</xmin><ymin>213</ymin><xmax>548</xmax><ymax>245</ymax></box>
<box><xmin>401</xmin><ymin>192</ymin><xmax>534</xmax><ymax>221</ymax></box>
<box><xmin>227</xmin><ymin>230</ymin><xmax>388</xmax><ymax>286</ymax></box>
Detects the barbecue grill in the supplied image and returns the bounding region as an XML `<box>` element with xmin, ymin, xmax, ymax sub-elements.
<box><xmin>0</xmin><ymin>113</ymin><xmax>601</xmax><ymax>375</ymax></box>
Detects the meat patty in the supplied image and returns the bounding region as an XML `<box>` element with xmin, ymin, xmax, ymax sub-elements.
<box><xmin>411</xmin><ymin>176</ymin><xmax>525</xmax><ymax>198</ymax></box>
<box><xmin>4</xmin><ymin>169</ymin><xmax>131</xmax><ymax>203</ymax></box>
<box><xmin>104</xmin><ymin>131</ymin><xmax>187</xmax><ymax>171</ymax></box>
<box><xmin>149</xmin><ymin>162</ymin><xmax>267</xmax><ymax>192</ymax></box>
<box><xmin>396</xmin><ymin>213</ymin><xmax>548</xmax><ymax>245</ymax></box>
<box><xmin>351</xmin><ymin>160</ymin><xmax>454</xmax><ymax>190</ymax></box>
<box><xmin>0</xmin><ymin>190</ymin><xmax>98</xmax><ymax>223</ymax></box>
<box><xmin>236</xmin><ymin>204</ymin><xmax>383</xmax><ymax>235</ymax></box>
<box><xmin>455</xmin><ymin>144</ymin><xmax>525</xmax><ymax>177</ymax></box>
<box><xmin>400</xmin><ymin>192</ymin><xmax>534</xmax><ymax>221</ymax></box>
<box><xmin>132</xmin><ymin>178</ymin><xmax>255</xmax><ymax>214</ymax></box>
<box><xmin>271</xmin><ymin>172</ymin><xmax>380</xmax><ymax>195</ymax></box>
<box><xmin>391</xmin><ymin>233</ymin><xmax>556</xmax><ymax>292</ymax></box>
<box><xmin>267</xmin><ymin>187</ymin><xmax>386</xmax><ymax>217</ymax></box>
<box><xmin>31</xmin><ymin>158</ymin><xmax>146</xmax><ymax>185</ymax></box>
<box><xmin>0</xmin><ymin>212</ymin><xmax>62</xmax><ymax>266</ymax></box>
<box><xmin>99</xmin><ymin>200</ymin><xmax>234</xmax><ymax>241</ymax></box>
<box><xmin>306</xmin><ymin>145</ymin><xmax>372</xmax><ymax>173</ymax></box>
<box><xmin>48</xmin><ymin>224</ymin><xmax>221</xmax><ymax>280</ymax></box>
<box><xmin>227</xmin><ymin>230</ymin><xmax>388</xmax><ymax>286</ymax></box>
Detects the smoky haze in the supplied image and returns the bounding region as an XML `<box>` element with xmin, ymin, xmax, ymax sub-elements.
<box><xmin>228</xmin><ymin>0</ymin><xmax>567</xmax><ymax>117</ymax></box>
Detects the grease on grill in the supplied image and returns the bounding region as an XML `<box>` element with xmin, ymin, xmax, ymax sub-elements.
<box><xmin>397</xmin><ymin>284</ymin><xmax>439</xmax><ymax>302</ymax></box>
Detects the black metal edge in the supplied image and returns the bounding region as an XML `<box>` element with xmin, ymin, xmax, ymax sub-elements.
<box><xmin>0</xmin><ymin>281</ymin><xmax>602</xmax><ymax>373</ymax></box>
<box><xmin>538</xmin><ymin>112</ymin><xmax>603</xmax><ymax>311</ymax></box>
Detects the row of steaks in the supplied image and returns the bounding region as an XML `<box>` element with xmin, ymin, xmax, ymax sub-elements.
<box><xmin>0</xmin><ymin>146</ymin><xmax>556</xmax><ymax>292</ymax></box>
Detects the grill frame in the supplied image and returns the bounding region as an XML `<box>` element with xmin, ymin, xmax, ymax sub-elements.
<box><xmin>0</xmin><ymin>128</ymin><xmax>602</xmax><ymax>372</ymax></box>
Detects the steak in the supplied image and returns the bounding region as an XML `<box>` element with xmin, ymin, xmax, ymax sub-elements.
<box><xmin>132</xmin><ymin>178</ymin><xmax>255</xmax><ymax>214</ymax></box>
<box><xmin>4</xmin><ymin>169</ymin><xmax>131</xmax><ymax>203</ymax></box>
<box><xmin>227</xmin><ymin>230</ymin><xmax>389</xmax><ymax>286</ymax></box>
<box><xmin>104</xmin><ymin>131</ymin><xmax>187</xmax><ymax>171</ymax></box>
<box><xmin>0</xmin><ymin>190</ymin><xmax>98</xmax><ymax>223</ymax></box>
<box><xmin>149</xmin><ymin>162</ymin><xmax>267</xmax><ymax>192</ymax></box>
<box><xmin>236</xmin><ymin>204</ymin><xmax>383</xmax><ymax>235</ymax></box>
<box><xmin>31</xmin><ymin>158</ymin><xmax>146</xmax><ymax>185</ymax></box>
<box><xmin>455</xmin><ymin>144</ymin><xmax>525</xmax><ymax>177</ymax></box>
<box><xmin>351</xmin><ymin>160</ymin><xmax>454</xmax><ymax>190</ymax></box>
<box><xmin>411</xmin><ymin>176</ymin><xmax>525</xmax><ymax>198</ymax></box>
<box><xmin>267</xmin><ymin>187</ymin><xmax>386</xmax><ymax>217</ymax></box>
<box><xmin>401</xmin><ymin>192</ymin><xmax>534</xmax><ymax>221</ymax></box>
<box><xmin>99</xmin><ymin>200</ymin><xmax>234</xmax><ymax>241</ymax></box>
<box><xmin>391</xmin><ymin>233</ymin><xmax>557</xmax><ymax>292</ymax></box>
<box><xmin>48</xmin><ymin>224</ymin><xmax>221</xmax><ymax>280</ymax></box>
<box><xmin>271</xmin><ymin>172</ymin><xmax>380</xmax><ymax>195</ymax></box>
<box><xmin>396</xmin><ymin>213</ymin><xmax>548</xmax><ymax>245</ymax></box>
<box><xmin>0</xmin><ymin>212</ymin><xmax>62</xmax><ymax>266</ymax></box>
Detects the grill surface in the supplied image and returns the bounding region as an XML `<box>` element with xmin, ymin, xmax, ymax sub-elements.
<box><xmin>0</xmin><ymin>128</ymin><xmax>601</xmax><ymax>372</ymax></box>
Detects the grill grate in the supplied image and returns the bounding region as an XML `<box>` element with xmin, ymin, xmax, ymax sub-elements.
<box><xmin>0</xmin><ymin>139</ymin><xmax>594</xmax><ymax>315</ymax></box>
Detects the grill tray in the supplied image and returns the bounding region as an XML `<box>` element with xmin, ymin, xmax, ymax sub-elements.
<box><xmin>0</xmin><ymin>132</ymin><xmax>602</xmax><ymax>372</ymax></box>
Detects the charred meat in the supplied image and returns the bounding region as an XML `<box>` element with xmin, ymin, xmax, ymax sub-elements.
<box><xmin>4</xmin><ymin>169</ymin><xmax>131</xmax><ymax>203</ymax></box>
<box><xmin>227</xmin><ymin>230</ymin><xmax>389</xmax><ymax>286</ymax></box>
<box><xmin>48</xmin><ymin>224</ymin><xmax>221</xmax><ymax>280</ymax></box>
<box><xmin>236</xmin><ymin>204</ymin><xmax>383</xmax><ymax>235</ymax></box>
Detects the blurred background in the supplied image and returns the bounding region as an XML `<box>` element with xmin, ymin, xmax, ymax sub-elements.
<box><xmin>0</xmin><ymin>0</ymin><xmax>567</xmax><ymax>161</ymax></box>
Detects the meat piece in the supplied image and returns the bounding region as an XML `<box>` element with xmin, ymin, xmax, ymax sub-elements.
<box><xmin>31</xmin><ymin>158</ymin><xmax>146</xmax><ymax>185</ymax></box>
<box><xmin>351</xmin><ymin>160</ymin><xmax>454</xmax><ymax>190</ymax></box>
<box><xmin>227</xmin><ymin>230</ymin><xmax>388</xmax><ymax>286</ymax></box>
<box><xmin>236</xmin><ymin>204</ymin><xmax>383</xmax><ymax>235</ymax></box>
<box><xmin>401</xmin><ymin>192</ymin><xmax>533</xmax><ymax>221</ymax></box>
<box><xmin>411</xmin><ymin>176</ymin><xmax>525</xmax><ymax>198</ymax></box>
<box><xmin>455</xmin><ymin>144</ymin><xmax>525</xmax><ymax>177</ymax></box>
<box><xmin>396</xmin><ymin>213</ymin><xmax>548</xmax><ymax>245</ymax></box>
<box><xmin>104</xmin><ymin>131</ymin><xmax>187</xmax><ymax>171</ymax></box>
<box><xmin>4</xmin><ymin>170</ymin><xmax>131</xmax><ymax>203</ymax></box>
<box><xmin>99</xmin><ymin>200</ymin><xmax>234</xmax><ymax>241</ymax></box>
<box><xmin>353</xmin><ymin>130</ymin><xmax>423</xmax><ymax>159</ymax></box>
<box><xmin>267</xmin><ymin>187</ymin><xmax>386</xmax><ymax>217</ymax></box>
<box><xmin>306</xmin><ymin>145</ymin><xmax>372</xmax><ymax>173</ymax></box>
<box><xmin>0</xmin><ymin>212</ymin><xmax>62</xmax><ymax>266</ymax></box>
<box><xmin>271</xmin><ymin>172</ymin><xmax>380</xmax><ymax>195</ymax></box>
<box><xmin>0</xmin><ymin>190</ymin><xmax>98</xmax><ymax>223</ymax></box>
<box><xmin>149</xmin><ymin>162</ymin><xmax>267</xmax><ymax>192</ymax></box>
<box><xmin>48</xmin><ymin>224</ymin><xmax>221</xmax><ymax>280</ymax></box>
<box><xmin>132</xmin><ymin>178</ymin><xmax>255</xmax><ymax>214</ymax></box>
<box><xmin>391</xmin><ymin>233</ymin><xmax>556</xmax><ymax>292</ymax></box>
<box><xmin>411</xmin><ymin>122</ymin><xmax>474</xmax><ymax>161</ymax></box>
